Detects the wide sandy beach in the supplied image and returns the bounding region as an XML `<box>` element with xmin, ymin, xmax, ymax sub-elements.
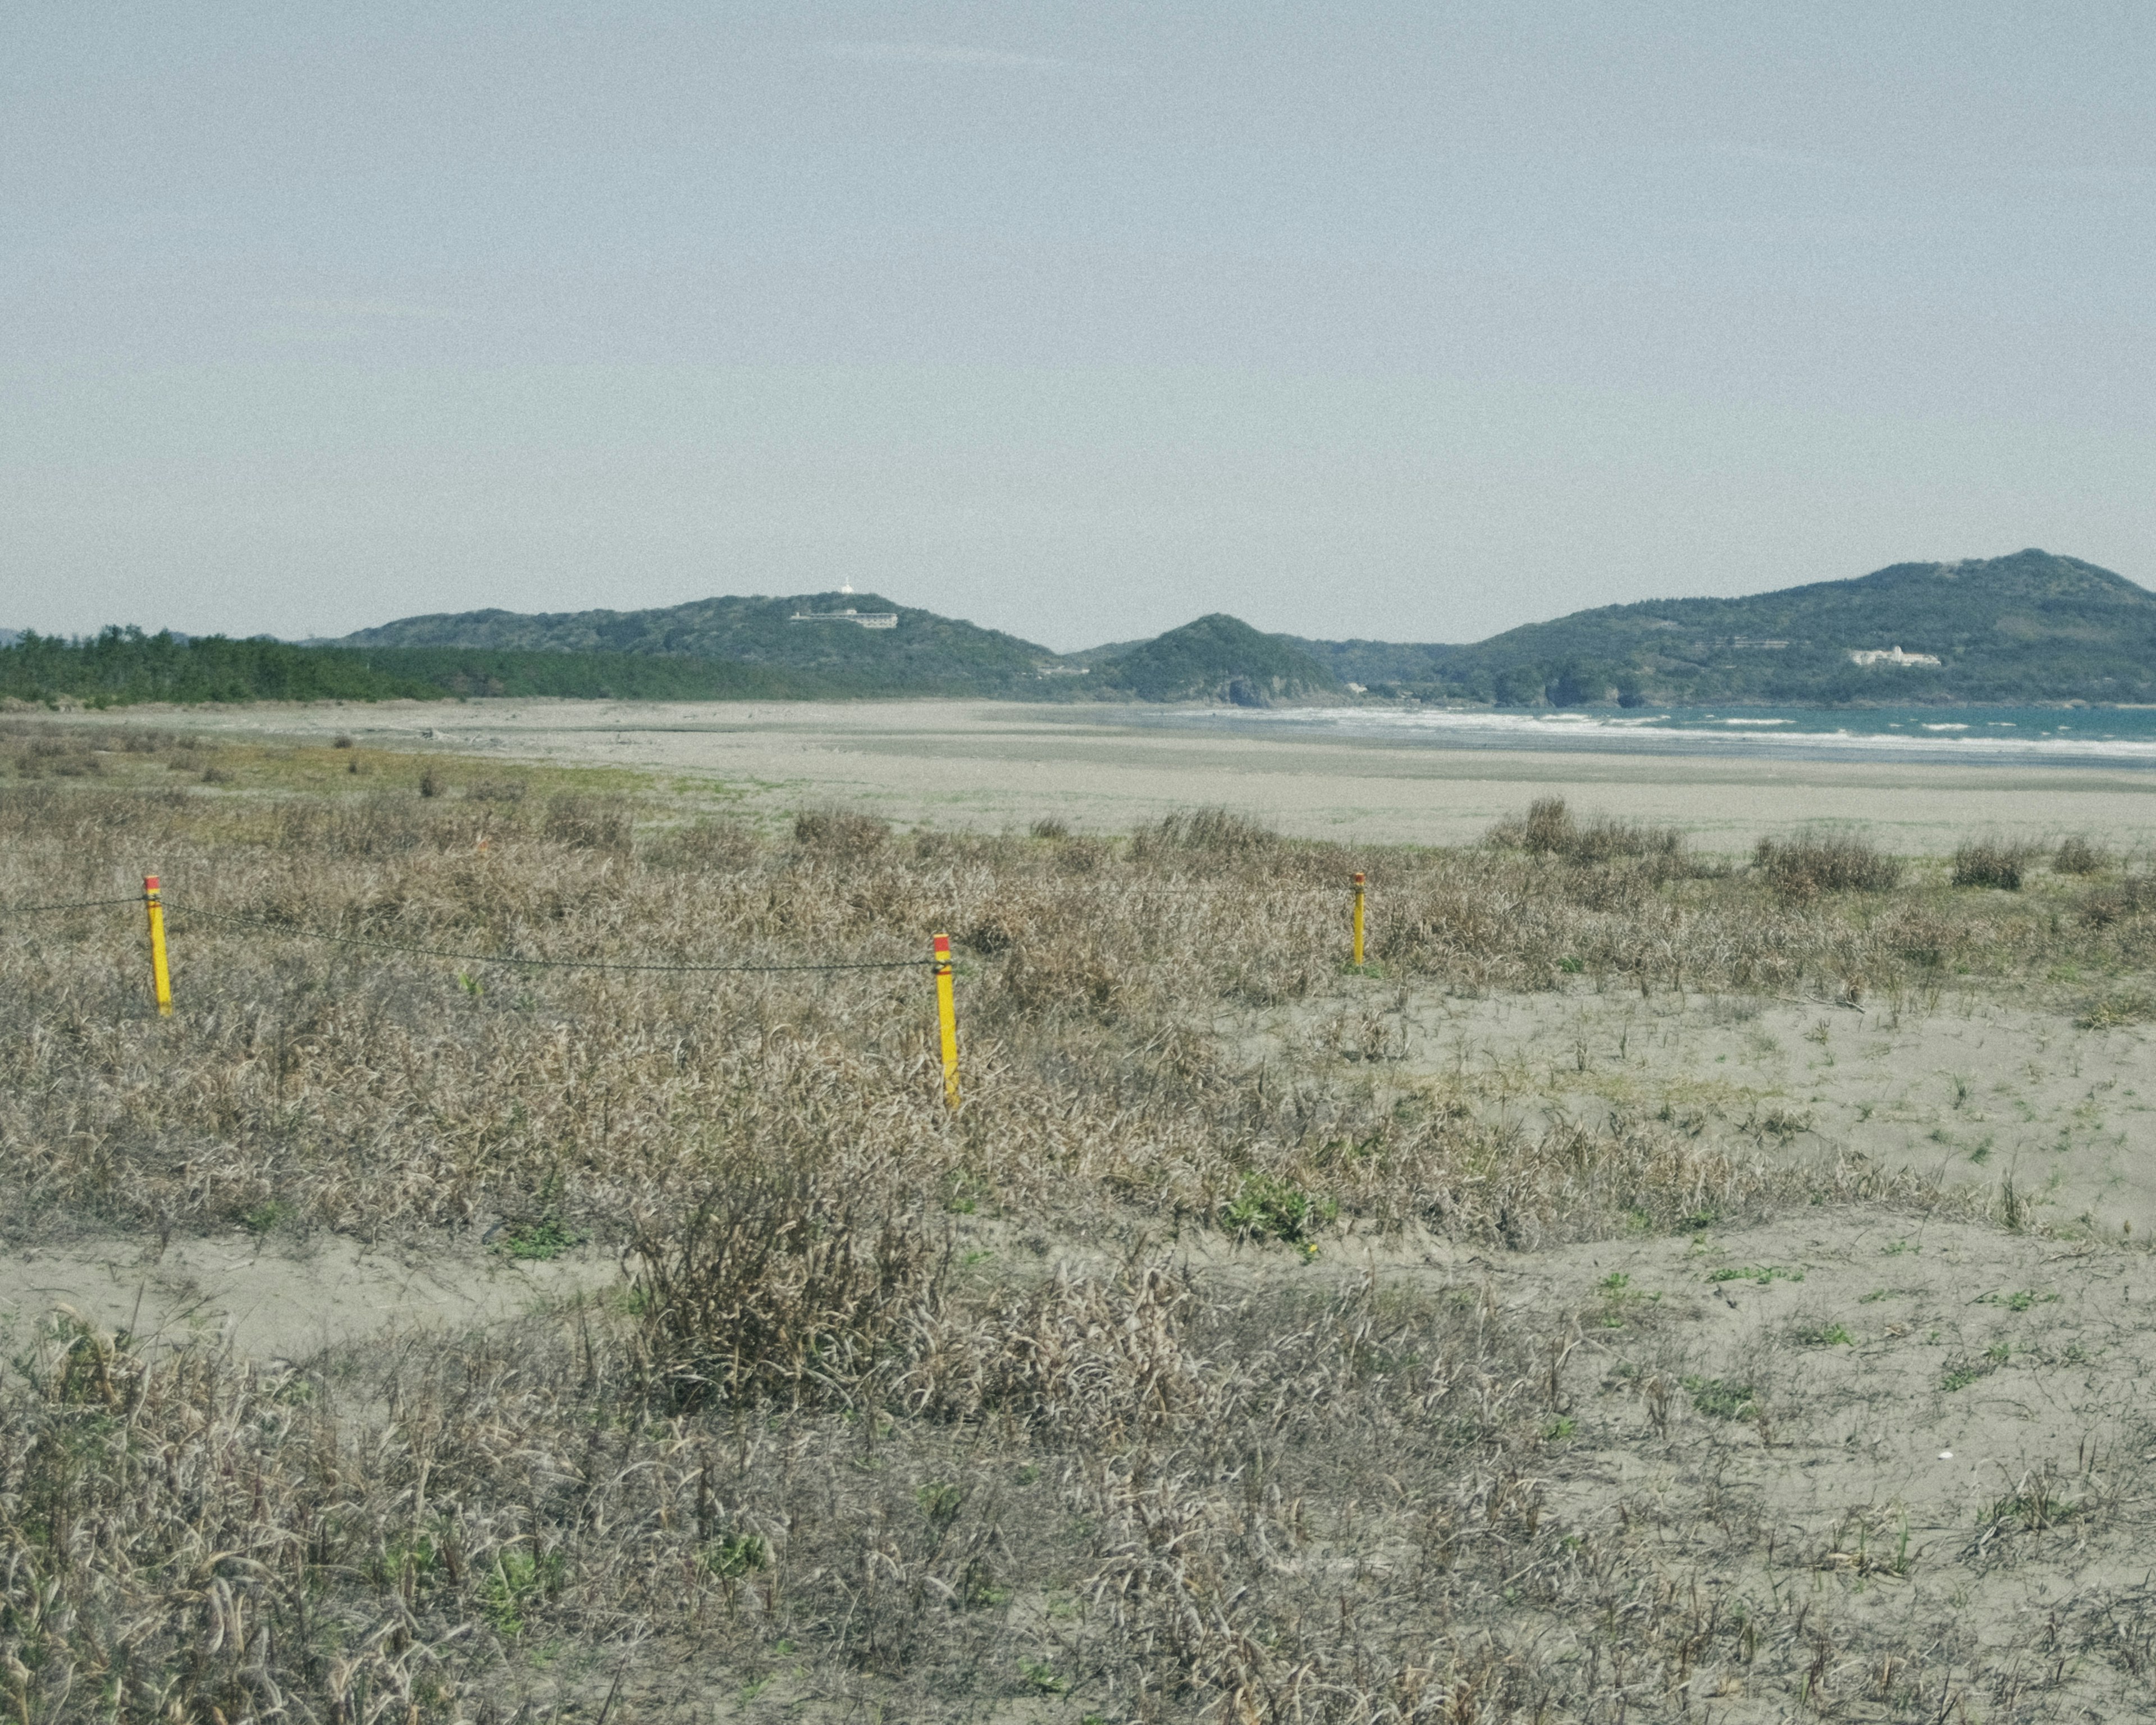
<box><xmin>93</xmin><ymin>696</ymin><xmax>2156</xmax><ymax>854</ymax></box>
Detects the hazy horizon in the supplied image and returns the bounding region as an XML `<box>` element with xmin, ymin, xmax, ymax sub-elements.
<box><xmin>7</xmin><ymin>4</ymin><xmax>2153</xmax><ymax>654</ymax></box>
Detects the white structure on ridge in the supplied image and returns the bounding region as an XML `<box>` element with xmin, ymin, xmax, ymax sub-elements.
<box><xmin>789</xmin><ymin>606</ymin><xmax>898</xmax><ymax>629</ymax></box>
<box><xmin>1847</xmin><ymin>645</ymin><xmax>1941</xmax><ymax>667</ymax></box>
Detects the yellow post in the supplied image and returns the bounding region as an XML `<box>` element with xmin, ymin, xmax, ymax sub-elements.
<box><xmin>932</xmin><ymin>933</ymin><xmax>960</xmax><ymax>1108</ymax></box>
<box><xmin>1351</xmin><ymin>871</ymin><xmax>1366</xmax><ymax>968</ymax></box>
<box><xmin>143</xmin><ymin>874</ymin><xmax>173</xmax><ymax>1016</ymax></box>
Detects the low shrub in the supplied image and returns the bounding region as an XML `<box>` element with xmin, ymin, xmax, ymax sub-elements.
<box><xmin>627</xmin><ymin>1164</ymin><xmax>942</xmax><ymax>1411</ymax></box>
<box><xmin>1952</xmin><ymin>836</ymin><xmax>2036</xmax><ymax>891</ymax></box>
<box><xmin>793</xmin><ymin>804</ymin><xmax>890</xmax><ymax>854</ymax></box>
<box><xmin>2054</xmin><ymin>835</ymin><xmax>2111</xmax><ymax>875</ymax></box>
<box><xmin>1131</xmin><ymin>806</ymin><xmax>1279</xmax><ymax>858</ymax></box>
<box><xmin>1753</xmin><ymin>830</ymin><xmax>1901</xmax><ymax>895</ymax></box>
<box><xmin>1489</xmin><ymin>796</ymin><xmax>1685</xmax><ymax>864</ymax></box>
<box><xmin>543</xmin><ymin>791</ymin><xmax>633</xmax><ymax>852</ymax></box>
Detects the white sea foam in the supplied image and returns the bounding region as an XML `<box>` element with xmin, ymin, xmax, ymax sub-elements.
<box><xmin>1174</xmin><ymin>706</ymin><xmax>2156</xmax><ymax>765</ymax></box>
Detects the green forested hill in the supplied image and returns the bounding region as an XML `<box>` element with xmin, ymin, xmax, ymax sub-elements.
<box><xmin>1293</xmin><ymin>550</ymin><xmax>2156</xmax><ymax>706</ymax></box>
<box><xmin>13</xmin><ymin>550</ymin><xmax>2150</xmax><ymax>711</ymax></box>
<box><xmin>339</xmin><ymin>592</ymin><xmax>1054</xmax><ymax>693</ymax></box>
<box><xmin>1090</xmin><ymin>614</ymin><xmax>1339</xmax><ymax>704</ymax></box>
<box><xmin>0</xmin><ymin>629</ymin><xmax>855</xmax><ymax>706</ymax></box>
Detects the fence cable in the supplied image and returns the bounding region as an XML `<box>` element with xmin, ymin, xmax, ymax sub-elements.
<box><xmin>165</xmin><ymin>904</ymin><xmax>929</xmax><ymax>974</ymax></box>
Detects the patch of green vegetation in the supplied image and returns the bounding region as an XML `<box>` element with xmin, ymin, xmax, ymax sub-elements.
<box><xmin>1977</xmin><ymin>1289</ymin><xmax>2055</xmax><ymax>1312</ymax></box>
<box><xmin>240</xmin><ymin>1199</ymin><xmax>290</xmax><ymax>1236</ymax></box>
<box><xmin>1942</xmin><ymin>1344</ymin><xmax>2010</xmax><ymax>1393</ymax></box>
<box><xmin>485</xmin><ymin>1548</ymin><xmax>564</xmax><ymax>1637</ymax></box>
<box><xmin>2077</xmin><ymin>989</ymin><xmax>2156</xmax><ymax>1030</ymax></box>
<box><xmin>700</xmin><ymin>1533</ymin><xmax>768</xmax><ymax>1581</ymax></box>
<box><xmin>494</xmin><ymin>1217</ymin><xmax>582</xmax><ymax>1261</ymax></box>
<box><xmin>1795</xmin><ymin>1321</ymin><xmax>1854</xmax><ymax>1347</ymax></box>
<box><xmin>1223</xmin><ymin>1173</ymin><xmax>1336</xmax><ymax>1248</ymax></box>
<box><xmin>916</xmin><ymin>1482</ymin><xmax>963</xmax><ymax>1523</ymax></box>
<box><xmin>1707</xmin><ymin>1265</ymin><xmax>1803</xmax><ymax>1285</ymax></box>
<box><xmin>1681</xmin><ymin>1376</ymin><xmax>1758</xmax><ymax>1421</ymax></box>
<box><xmin>1018</xmin><ymin>1658</ymin><xmax>1066</xmax><ymax>1694</ymax></box>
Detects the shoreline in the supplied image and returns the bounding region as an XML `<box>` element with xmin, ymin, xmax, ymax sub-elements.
<box><xmin>24</xmin><ymin>696</ymin><xmax>2156</xmax><ymax>855</ymax></box>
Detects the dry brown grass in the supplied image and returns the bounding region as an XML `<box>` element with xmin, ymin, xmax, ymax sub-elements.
<box><xmin>5</xmin><ymin>724</ymin><xmax>2156</xmax><ymax>1719</ymax></box>
<box><xmin>1751</xmin><ymin>829</ymin><xmax>1903</xmax><ymax>897</ymax></box>
<box><xmin>1951</xmin><ymin>834</ymin><xmax>2040</xmax><ymax>891</ymax></box>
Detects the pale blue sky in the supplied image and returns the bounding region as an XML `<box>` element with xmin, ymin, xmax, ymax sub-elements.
<box><xmin>4</xmin><ymin>3</ymin><xmax>2151</xmax><ymax>650</ymax></box>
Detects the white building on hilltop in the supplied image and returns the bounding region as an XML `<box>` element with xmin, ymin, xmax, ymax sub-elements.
<box><xmin>789</xmin><ymin>607</ymin><xmax>898</xmax><ymax>629</ymax></box>
<box><xmin>1848</xmin><ymin>645</ymin><xmax>1941</xmax><ymax>667</ymax></box>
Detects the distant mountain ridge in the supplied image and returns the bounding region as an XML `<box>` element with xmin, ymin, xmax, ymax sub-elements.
<box><xmin>337</xmin><ymin>592</ymin><xmax>1053</xmax><ymax>695</ymax></box>
<box><xmin>1292</xmin><ymin>550</ymin><xmax>2156</xmax><ymax>706</ymax></box>
<box><xmin>20</xmin><ymin>549</ymin><xmax>2145</xmax><ymax>711</ymax></box>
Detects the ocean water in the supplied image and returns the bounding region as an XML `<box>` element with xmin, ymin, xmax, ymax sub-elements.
<box><xmin>1136</xmin><ymin>704</ymin><xmax>2156</xmax><ymax>767</ymax></box>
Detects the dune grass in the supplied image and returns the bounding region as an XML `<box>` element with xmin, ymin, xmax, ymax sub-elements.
<box><xmin>4</xmin><ymin>726</ymin><xmax>2156</xmax><ymax>1721</ymax></box>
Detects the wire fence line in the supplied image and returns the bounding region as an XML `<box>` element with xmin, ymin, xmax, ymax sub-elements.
<box><xmin>2</xmin><ymin>870</ymin><xmax>1374</xmax><ymax>976</ymax></box>
<box><xmin>168</xmin><ymin>906</ymin><xmax>931</xmax><ymax>974</ymax></box>
<box><xmin>2</xmin><ymin>891</ymin><xmax>931</xmax><ymax>975</ymax></box>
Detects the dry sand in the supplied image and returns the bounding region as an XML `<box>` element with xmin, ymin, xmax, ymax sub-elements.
<box><xmin>75</xmin><ymin>697</ymin><xmax>2156</xmax><ymax>855</ymax></box>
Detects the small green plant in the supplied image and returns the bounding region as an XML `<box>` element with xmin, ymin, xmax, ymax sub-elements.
<box><xmin>1796</xmin><ymin>1321</ymin><xmax>1854</xmax><ymax>1347</ymax></box>
<box><xmin>1980</xmin><ymin>1467</ymin><xmax>2080</xmax><ymax>1536</ymax></box>
<box><xmin>1019</xmin><ymin>1658</ymin><xmax>1065</xmax><ymax>1694</ymax></box>
<box><xmin>1708</xmin><ymin>1265</ymin><xmax>1803</xmax><ymax>1285</ymax></box>
<box><xmin>916</xmin><ymin>1482</ymin><xmax>963</xmax><ymax>1523</ymax></box>
<box><xmin>1541</xmin><ymin>1415</ymin><xmax>1577</xmax><ymax>1442</ymax></box>
<box><xmin>1224</xmin><ymin>1173</ymin><xmax>1336</xmax><ymax>1246</ymax></box>
<box><xmin>240</xmin><ymin>1199</ymin><xmax>289</xmax><ymax>1236</ymax></box>
<box><xmin>1682</xmin><ymin>1376</ymin><xmax>1757</xmax><ymax>1421</ymax></box>
<box><xmin>1558</xmin><ymin>955</ymin><xmax>1584</xmax><ymax>974</ymax></box>
<box><xmin>701</xmin><ymin>1532</ymin><xmax>768</xmax><ymax>1581</ymax></box>
<box><xmin>494</xmin><ymin>1217</ymin><xmax>582</xmax><ymax>1261</ymax></box>
<box><xmin>485</xmin><ymin>1548</ymin><xmax>563</xmax><ymax>1637</ymax></box>
<box><xmin>1942</xmin><ymin>1349</ymin><xmax>2006</xmax><ymax>1392</ymax></box>
<box><xmin>942</xmin><ymin>1171</ymin><xmax>988</xmax><ymax>1215</ymax></box>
